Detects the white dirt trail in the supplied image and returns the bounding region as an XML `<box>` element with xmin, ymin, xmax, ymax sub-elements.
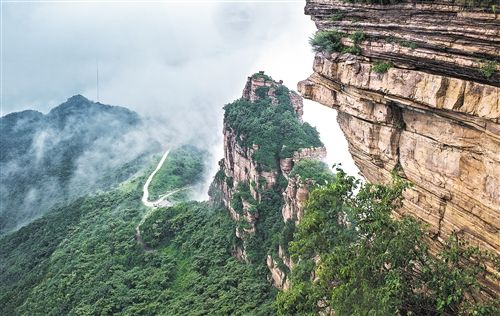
<box><xmin>141</xmin><ymin>149</ymin><xmax>170</xmax><ymax>208</ymax></box>
<box><xmin>136</xmin><ymin>149</ymin><xmax>191</xmax><ymax>249</ymax></box>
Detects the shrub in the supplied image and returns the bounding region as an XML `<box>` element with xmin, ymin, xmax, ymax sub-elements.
<box><xmin>309</xmin><ymin>30</ymin><xmax>346</xmax><ymax>53</ymax></box>
<box><xmin>330</xmin><ymin>11</ymin><xmax>345</xmax><ymax>22</ymax></box>
<box><xmin>480</xmin><ymin>60</ymin><xmax>497</xmax><ymax>78</ymax></box>
<box><xmin>372</xmin><ymin>60</ymin><xmax>393</xmax><ymax>73</ymax></box>
<box><xmin>387</xmin><ymin>36</ymin><xmax>418</xmax><ymax>50</ymax></box>
<box><xmin>342</xmin><ymin>45</ymin><xmax>362</xmax><ymax>55</ymax></box>
<box><xmin>252</xmin><ymin>72</ymin><xmax>272</xmax><ymax>81</ymax></box>
<box><xmin>289</xmin><ymin>159</ymin><xmax>334</xmax><ymax>185</ymax></box>
<box><xmin>401</xmin><ymin>40</ymin><xmax>417</xmax><ymax>49</ymax></box>
<box><xmin>349</xmin><ymin>31</ymin><xmax>365</xmax><ymax>44</ymax></box>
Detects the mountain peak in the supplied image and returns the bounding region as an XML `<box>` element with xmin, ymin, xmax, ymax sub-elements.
<box><xmin>67</xmin><ymin>94</ymin><xmax>91</xmax><ymax>103</ymax></box>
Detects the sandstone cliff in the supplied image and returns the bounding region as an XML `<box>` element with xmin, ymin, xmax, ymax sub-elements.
<box><xmin>211</xmin><ymin>73</ymin><xmax>326</xmax><ymax>286</ymax></box>
<box><xmin>299</xmin><ymin>0</ymin><xmax>499</xmax><ymax>287</ymax></box>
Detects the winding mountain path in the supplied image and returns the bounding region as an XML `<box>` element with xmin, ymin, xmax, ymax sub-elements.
<box><xmin>136</xmin><ymin>149</ymin><xmax>190</xmax><ymax>249</ymax></box>
<box><xmin>141</xmin><ymin>149</ymin><xmax>170</xmax><ymax>208</ymax></box>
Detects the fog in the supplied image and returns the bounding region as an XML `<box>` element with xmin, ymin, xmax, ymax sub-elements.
<box><xmin>2</xmin><ymin>1</ymin><xmax>359</xmax><ymax>207</ymax></box>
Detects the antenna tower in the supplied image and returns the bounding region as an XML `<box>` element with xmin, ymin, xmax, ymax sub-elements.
<box><xmin>96</xmin><ymin>59</ymin><xmax>100</xmax><ymax>102</ymax></box>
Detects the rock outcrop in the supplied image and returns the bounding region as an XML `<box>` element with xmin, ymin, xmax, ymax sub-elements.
<box><xmin>299</xmin><ymin>0</ymin><xmax>499</xmax><ymax>293</ymax></box>
<box><xmin>211</xmin><ymin>73</ymin><xmax>326</xmax><ymax>284</ymax></box>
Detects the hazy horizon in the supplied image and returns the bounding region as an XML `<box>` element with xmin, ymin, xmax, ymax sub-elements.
<box><xmin>1</xmin><ymin>0</ymin><xmax>359</xmax><ymax>177</ymax></box>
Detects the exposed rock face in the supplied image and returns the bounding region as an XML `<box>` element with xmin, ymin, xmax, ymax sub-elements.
<box><xmin>267</xmin><ymin>253</ymin><xmax>290</xmax><ymax>290</ymax></box>
<box><xmin>299</xmin><ymin>0</ymin><xmax>499</xmax><ymax>289</ymax></box>
<box><xmin>212</xmin><ymin>73</ymin><xmax>326</xmax><ymax>266</ymax></box>
<box><xmin>282</xmin><ymin>176</ymin><xmax>315</xmax><ymax>224</ymax></box>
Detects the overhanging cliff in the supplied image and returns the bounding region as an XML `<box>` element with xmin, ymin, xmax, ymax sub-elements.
<box><xmin>299</xmin><ymin>0</ymin><xmax>499</xmax><ymax>261</ymax></box>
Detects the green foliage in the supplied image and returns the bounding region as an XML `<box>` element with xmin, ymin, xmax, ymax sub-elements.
<box><xmin>255</xmin><ymin>86</ymin><xmax>270</xmax><ymax>99</ymax></box>
<box><xmin>0</xmin><ymin>197</ymin><xmax>90</xmax><ymax>315</ymax></box>
<box><xmin>309</xmin><ymin>30</ymin><xmax>346</xmax><ymax>53</ymax></box>
<box><xmin>349</xmin><ymin>31</ymin><xmax>365</xmax><ymax>44</ymax></box>
<box><xmin>226</xmin><ymin>176</ymin><xmax>234</xmax><ymax>188</ymax></box>
<box><xmin>276</xmin><ymin>168</ymin><xmax>499</xmax><ymax>315</ymax></box>
<box><xmin>148</xmin><ymin>145</ymin><xmax>206</xmax><ymax>200</ymax></box>
<box><xmin>214</xmin><ymin>168</ymin><xmax>225</xmax><ymax>183</ymax></box>
<box><xmin>252</xmin><ymin>72</ymin><xmax>272</xmax><ymax>81</ymax></box>
<box><xmin>387</xmin><ymin>36</ymin><xmax>417</xmax><ymax>49</ymax></box>
<box><xmin>244</xmin><ymin>186</ymin><xmax>286</xmax><ymax>265</ymax></box>
<box><xmin>231</xmin><ymin>182</ymin><xmax>256</xmax><ymax>215</ymax></box>
<box><xmin>1</xmin><ymin>173</ymin><xmax>276</xmax><ymax>314</ymax></box>
<box><xmin>0</xmin><ymin>95</ymin><xmax>154</xmax><ymax>235</ymax></box>
<box><xmin>372</xmin><ymin>60</ymin><xmax>394</xmax><ymax>73</ymax></box>
<box><xmin>224</xmin><ymin>84</ymin><xmax>322</xmax><ymax>171</ymax></box>
<box><xmin>279</xmin><ymin>220</ymin><xmax>296</xmax><ymax>257</ymax></box>
<box><xmin>342</xmin><ymin>44</ymin><xmax>362</xmax><ymax>55</ymax></box>
<box><xmin>289</xmin><ymin>159</ymin><xmax>335</xmax><ymax>185</ymax></box>
<box><xmin>479</xmin><ymin>60</ymin><xmax>497</xmax><ymax>78</ymax></box>
<box><xmin>330</xmin><ymin>11</ymin><xmax>345</xmax><ymax>21</ymax></box>
<box><xmin>401</xmin><ymin>40</ymin><xmax>418</xmax><ymax>49</ymax></box>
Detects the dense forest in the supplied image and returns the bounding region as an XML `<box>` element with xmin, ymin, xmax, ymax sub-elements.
<box><xmin>0</xmin><ymin>95</ymin><xmax>160</xmax><ymax>235</ymax></box>
<box><xmin>0</xmin><ymin>155</ymin><xmax>276</xmax><ymax>315</ymax></box>
<box><xmin>276</xmin><ymin>169</ymin><xmax>500</xmax><ymax>315</ymax></box>
<box><xmin>1</xmin><ymin>77</ymin><xmax>498</xmax><ymax>315</ymax></box>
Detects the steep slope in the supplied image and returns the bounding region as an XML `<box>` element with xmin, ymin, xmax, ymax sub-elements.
<box><xmin>210</xmin><ymin>73</ymin><xmax>327</xmax><ymax>288</ymax></box>
<box><xmin>0</xmin><ymin>95</ymin><xmax>160</xmax><ymax>234</ymax></box>
<box><xmin>0</xmin><ymin>147</ymin><xmax>275</xmax><ymax>315</ymax></box>
<box><xmin>299</xmin><ymin>0</ymin><xmax>499</xmax><ymax>261</ymax></box>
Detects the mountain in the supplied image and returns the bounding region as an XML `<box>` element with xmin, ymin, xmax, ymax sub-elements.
<box><xmin>0</xmin><ymin>95</ymin><xmax>160</xmax><ymax>234</ymax></box>
<box><xmin>1</xmin><ymin>73</ymin><xmax>498</xmax><ymax>315</ymax></box>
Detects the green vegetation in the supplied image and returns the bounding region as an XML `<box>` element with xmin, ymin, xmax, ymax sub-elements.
<box><xmin>342</xmin><ymin>45</ymin><xmax>362</xmax><ymax>55</ymax></box>
<box><xmin>309</xmin><ymin>30</ymin><xmax>365</xmax><ymax>56</ymax></box>
<box><xmin>0</xmin><ymin>95</ymin><xmax>155</xmax><ymax>235</ymax></box>
<box><xmin>1</xmin><ymin>165</ymin><xmax>276</xmax><ymax>315</ymax></box>
<box><xmin>255</xmin><ymin>86</ymin><xmax>270</xmax><ymax>99</ymax></box>
<box><xmin>243</xmin><ymin>183</ymin><xmax>288</xmax><ymax>265</ymax></box>
<box><xmin>252</xmin><ymin>72</ymin><xmax>272</xmax><ymax>81</ymax></box>
<box><xmin>479</xmin><ymin>59</ymin><xmax>497</xmax><ymax>78</ymax></box>
<box><xmin>224</xmin><ymin>84</ymin><xmax>322</xmax><ymax>171</ymax></box>
<box><xmin>0</xmin><ymin>197</ymin><xmax>91</xmax><ymax>314</ymax></box>
<box><xmin>349</xmin><ymin>31</ymin><xmax>365</xmax><ymax>44</ymax></box>
<box><xmin>330</xmin><ymin>11</ymin><xmax>345</xmax><ymax>22</ymax></box>
<box><xmin>148</xmin><ymin>145</ymin><xmax>206</xmax><ymax>200</ymax></box>
<box><xmin>289</xmin><ymin>159</ymin><xmax>335</xmax><ymax>185</ymax></box>
<box><xmin>372</xmin><ymin>60</ymin><xmax>394</xmax><ymax>73</ymax></box>
<box><xmin>231</xmin><ymin>182</ymin><xmax>257</xmax><ymax>215</ymax></box>
<box><xmin>309</xmin><ymin>30</ymin><xmax>346</xmax><ymax>53</ymax></box>
<box><xmin>387</xmin><ymin>36</ymin><xmax>418</xmax><ymax>49</ymax></box>
<box><xmin>276</xmin><ymin>168</ymin><xmax>499</xmax><ymax>316</ymax></box>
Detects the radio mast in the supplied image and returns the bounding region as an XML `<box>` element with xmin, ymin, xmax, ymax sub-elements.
<box><xmin>96</xmin><ymin>59</ymin><xmax>100</xmax><ymax>103</ymax></box>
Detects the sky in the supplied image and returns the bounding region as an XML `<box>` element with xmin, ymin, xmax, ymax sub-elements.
<box><xmin>1</xmin><ymin>0</ymin><xmax>359</xmax><ymax>177</ymax></box>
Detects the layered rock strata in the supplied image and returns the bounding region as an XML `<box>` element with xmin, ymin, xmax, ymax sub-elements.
<box><xmin>299</xmin><ymin>0</ymin><xmax>499</xmax><ymax>294</ymax></box>
<box><xmin>213</xmin><ymin>74</ymin><xmax>326</xmax><ymax>266</ymax></box>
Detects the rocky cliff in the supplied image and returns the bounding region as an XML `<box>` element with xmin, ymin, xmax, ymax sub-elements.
<box><xmin>299</xmin><ymin>0</ymin><xmax>499</xmax><ymax>270</ymax></box>
<box><xmin>211</xmin><ymin>73</ymin><xmax>326</xmax><ymax>287</ymax></box>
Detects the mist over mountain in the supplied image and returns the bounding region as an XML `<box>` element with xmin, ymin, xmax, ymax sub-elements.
<box><xmin>0</xmin><ymin>95</ymin><xmax>163</xmax><ymax>234</ymax></box>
